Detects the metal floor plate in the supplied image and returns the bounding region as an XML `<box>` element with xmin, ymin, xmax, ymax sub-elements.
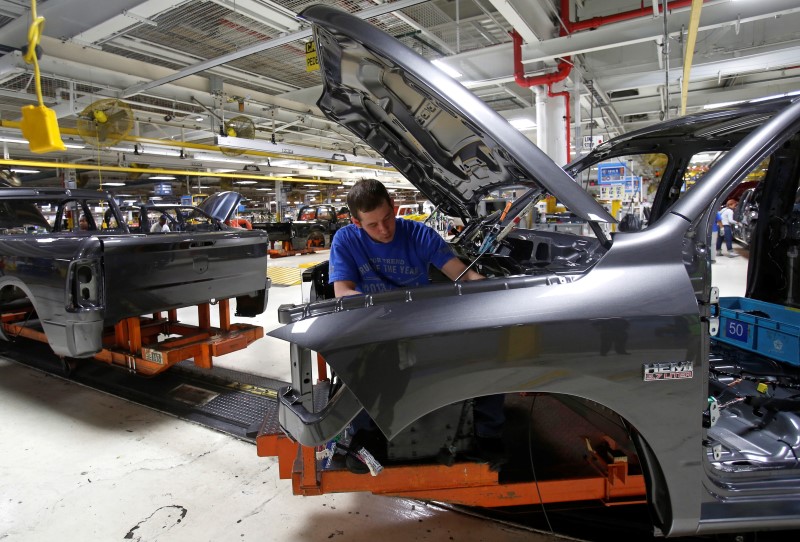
<box><xmin>0</xmin><ymin>339</ymin><xmax>286</xmax><ymax>443</ymax></box>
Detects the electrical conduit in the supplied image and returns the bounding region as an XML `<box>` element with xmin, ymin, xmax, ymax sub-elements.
<box><xmin>511</xmin><ymin>0</ymin><xmax>704</xmax><ymax>160</ymax></box>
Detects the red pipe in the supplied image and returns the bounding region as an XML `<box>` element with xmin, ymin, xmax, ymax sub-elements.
<box><xmin>511</xmin><ymin>30</ymin><xmax>571</xmax><ymax>88</ymax></box>
<box><xmin>511</xmin><ymin>29</ymin><xmax>572</xmax><ymax>161</ymax></box>
<box><xmin>560</xmin><ymin>0</ymin><xmax>696</xmax><ymax>33</ymax></box>
<box><xmin>511</xmin><ymin>1</ymin><xmax>698</xmax><ymax>158</ymax></box>
<box><xmin>548</xmin><ymin>86</ymin><xmax>571</xmax><ymax>162</ymax></box>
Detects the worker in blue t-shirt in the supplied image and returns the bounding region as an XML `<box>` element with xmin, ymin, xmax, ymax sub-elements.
<box><xmin>329</xmin><ymin>179</ymin><xmax>482</xmax><ymax>296</ymax></box>
<box><xmin>328</xmin><ymin>178</ymin><xmax>506</xmax><ymax>470</ymax></box>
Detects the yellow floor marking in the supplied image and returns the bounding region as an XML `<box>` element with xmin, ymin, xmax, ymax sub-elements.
<box><xmin>267</xmin><ymin>266</ymin><xmax>303</xmax><ymax>286</ymax></box>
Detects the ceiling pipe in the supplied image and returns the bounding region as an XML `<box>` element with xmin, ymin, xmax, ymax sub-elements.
<box><xmin>511</xmin><ymin>30</ymin><xmax>571</xmax><ymax>88</ymax></box>
<box><xmin>508</xmin><ymin>0</ymin><xmax>701</xmax><ymax>157</ymax></box>
<box><xmin>0</xmin><ymin>158</ymin><xmax>343</xmax><ymax>185</ymax></box>
<box><xmin>0</xmin><ymin>120</ymin><xmax>395</xmax><ymax>172</ymax></box>
<box><xmin>511</xmin><ymin>29</ymin><xmax>572</xmax><ymax>161</ymax></box>
<box><xmin>548</xmin><ymin>87</ymin><xmax>571</xmax><ymax>163</ymax></box>
<box><xmin>564</xmin><ymin>0</ymin><xmax>698</xmax><ymax>33</ymax></box>
<box><xmin>513</xmin><ymin>0</ymin><xmax>701</xmax><ymax>157</ymax></box>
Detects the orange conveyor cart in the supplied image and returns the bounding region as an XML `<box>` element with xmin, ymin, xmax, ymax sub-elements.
<box><xmin>256</xmin><ymin>356</ymin><xmax>647</xmax><ymax>509</ymax></box>
<box><xmin>1</xmin><ymin>299</ymin><xmax>263</xmax><ymax>376</ymax></box>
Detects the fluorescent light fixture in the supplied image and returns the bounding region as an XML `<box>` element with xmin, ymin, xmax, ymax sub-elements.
<box><xmin>509</xmin><ymin>118</ymin><xmax>537</xmax><ymax>131</ymax></box>
<box><xmin>103</xmin><ymin>182</ymin><xmax>126</xmax><ymax>187</ymax></box>
<box><xmin>144</xmin><ymin>148</ymin><xmax>181</xmax><ymax>157</ymax></box>
<box><xmin>149</xmin><ymin>175</ymin><xmax>176</xmax><ymax>180</ymax></box>
<box><xmin>750</xmin><ymin>90</ymin><xmax>800</xmax><ymax>103</ymax></box>
<box><xmin>704</xmin><ymin>90</ymin><xmax>800</xmax><ymax>110</ymax></box>
<box><xmin>193</xmin><ymin>153</ymin><xmax>249</xmax><ymax>164</ymax></box>
<box><xmin>10</xmin><ymin>168</ymin><xmax>39</xmax><ymax>174</ymax></box>
<box><xmin>0</xmin><ymin>136</ymin><xmax>27</xmax><ymax>144</ymax></box>
<box><xmin>64</xmin><ymin>143</ymin><xmax>85</xmax><ymax>149</ymax></box>
<box><xmin>264</xmin><ymin>159</ymin><xmax>297</xmax><ymax>167</ymax></box>
<box><xmin>704</xmin><ymin>100</ymin><xmax>747</xmax><ymax>110</ymax></box>
<box><xmin>234</xmin><ymin>180</ymin><xmax>258</xmax><ymax>185</ymax></box>
<box><xmin>691</xmin><ymin>152</ymin><xmax>721</xmax><ymax>164</ymax></box>
<box><xmin>195</xmin><ymin>116</ymin><xmax>204</xmax><ymax>121</ymax></box>
<box><xmin>256</xmin><ymin>188</ymin><xmax>273</xmax><ymax>191</ymax></box>
<box><xmin>432</xmin><ymin>59</ymin><xmax>462</xmax><ymax>79</ymax></box>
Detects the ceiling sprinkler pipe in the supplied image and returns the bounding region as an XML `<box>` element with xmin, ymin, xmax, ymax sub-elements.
<box><xmin>561</xmin><ymin>0</ymin><xmax>697</xmax><ymax>33</ymax></box>
<box><xmin>548</xmin><ymin>85</ymin><xmax>571</xmax><ymax>163</ymax></box>
<box><xmin>511</xmin><ymin>29</ymin><xmax>572</xmax><ymax>162</ymax></box>
<box><xmin>511</xmin><ymin>30</ymin><xmax>571</xmax><ymax>89</ymax></box>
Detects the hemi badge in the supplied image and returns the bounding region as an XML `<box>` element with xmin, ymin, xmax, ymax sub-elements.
<box><xmin>643</xmin><ymin>361</ymin><xmax>694</xmax><ymax>381</ymax></box>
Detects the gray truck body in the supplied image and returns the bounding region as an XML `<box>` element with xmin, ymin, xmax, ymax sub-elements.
<box><xmin>267</xmin><ymin>5</ymin><xmax>800</xmax><ymax>538</ymax></box>
<box><xmin>0</xmin><ymin>188</ymin><xmax>270</xmax><ymax>358</ymax></box>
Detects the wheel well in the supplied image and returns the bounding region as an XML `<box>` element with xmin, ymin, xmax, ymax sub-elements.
<box><xmin>306</xmin><ymin>229</ymin><xmax>326</xmax><ymax>247</ymax></box>
<box><xmin>0</xmin><ymin>283</ymin><xmax>34</xmax><ymax>309</ymax></box>
<box><xmin>0</xmin><ymin>283</ymin><xmax>38</xmax><ymax>342</ymax></box>
<box><xmin>513</xmin><ymin>393</ymin><xmax>669</xmax><ymax>531</ymax></box>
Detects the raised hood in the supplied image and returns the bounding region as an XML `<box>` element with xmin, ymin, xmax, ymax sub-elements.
<box><xmin>197</xmin><ymin>191</ymin><xmax>242</xmax><ymax>222</ymax></box>
<box><xmin>299</xmin><ymin>5</ymin><xmax>613</xmax><ymax>224</ymax></box>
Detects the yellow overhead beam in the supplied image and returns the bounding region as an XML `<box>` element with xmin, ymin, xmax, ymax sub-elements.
<box><xmin>0</xmin><ymin>119</ymin><xmax>396</xmax><ymax>172</ymax></box>
<box><xmin>680</xmin><ymin>0</ymin><xmax>704</xmax><ymax>116</ymax></box>
<box><xmin>0</xmin><ymin>158</ymin><xmax>344</xmax><ymax>184</ymax></box>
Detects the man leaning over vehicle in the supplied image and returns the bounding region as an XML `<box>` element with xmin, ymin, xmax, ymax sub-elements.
<box><xmin>329</xmin><ymin>178</ymin><xmax>507</xmax><ymax>471</ymax></box>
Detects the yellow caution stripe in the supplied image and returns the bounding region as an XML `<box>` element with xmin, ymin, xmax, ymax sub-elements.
<box><xmin>267</xmin><ymin>266</ymin><xmax>303</xmax><ymax>286</ymax></box>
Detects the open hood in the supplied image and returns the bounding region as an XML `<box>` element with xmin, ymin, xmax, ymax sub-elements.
<box><xmin>299</xmin><ymin>5</ymin><xmax>613</xmax><ymax>224</ymax></box>
<box><xmin>197</xmin><ymin>191</ymin><xmax>242</xmax><ymax>222</ymax></box>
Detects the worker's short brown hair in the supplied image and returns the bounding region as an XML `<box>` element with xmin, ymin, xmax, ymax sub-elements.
<box><xmin>347</xmin><ymin>178</ymin><xmax>392</xmax><ymax>220</ymax></box>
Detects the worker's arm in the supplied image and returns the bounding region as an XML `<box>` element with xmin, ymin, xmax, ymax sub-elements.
<box><xmin>334</xmin><ymin>280</ymin><xmax>361</xmax><ymax>298</ymax></box>
<box><xmin>440</xmin><ymin>257</ymin><xmax>484</xmax><ymax>282</ymax></box>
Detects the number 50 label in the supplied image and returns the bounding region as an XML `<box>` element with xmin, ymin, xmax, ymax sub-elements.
<box><xmin>724</xmin><ymin>320</ymin><xmax>749</xmax><ymax>343</ymax></box>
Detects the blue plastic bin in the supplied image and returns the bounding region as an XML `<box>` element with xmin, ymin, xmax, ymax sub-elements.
<box><xmin>715</xmin><ymin>297</ymin><xmax>800</xmax><ymax>366</ymax></box>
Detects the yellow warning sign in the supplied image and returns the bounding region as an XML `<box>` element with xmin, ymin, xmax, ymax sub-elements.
<box><xmin>305</xmin><ymin>40</ymin><xmax>319</xmax><ymax>72</ymax></box>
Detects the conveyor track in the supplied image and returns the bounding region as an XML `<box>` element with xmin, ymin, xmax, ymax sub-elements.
<box><xmin>3</xmin><ymin>340</ymin><xmax>799</xmax><ymax>541</ymax></box>
<box><xmin>0</xmin><ymin>339</ymin><xmax>285</xmax><ymax>443</ymax></box>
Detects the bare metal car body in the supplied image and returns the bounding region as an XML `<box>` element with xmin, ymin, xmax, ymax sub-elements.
<box><xmin>0</xmin><ymin>188</ymin><xmax>270</xmax><ymax>358</ymax></box>
<box><xmin>269</xmin><ymin>5</ymin><xmax>800</xmax><ymax>537</ymax></box>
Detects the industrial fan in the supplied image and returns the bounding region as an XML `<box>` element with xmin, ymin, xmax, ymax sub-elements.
<box><xmin>220</xmin><ymin>115</ymin><xmax>255</xmax><ymax>156</ymax></box>
<box><xmin>0</xmin><ymin>169</ymin><xmax>21</xmax><ymax>186</ymax></box>
<box><xmin>76</xmin><ymin>99</ymin><xmax>134</xmax><ymax>148</ymax></box>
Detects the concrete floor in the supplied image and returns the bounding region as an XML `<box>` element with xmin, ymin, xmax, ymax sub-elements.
<box><xmin>0</xmin><ymin>246</ymin><xmax>749</xmax><ymax>542</ymax></box>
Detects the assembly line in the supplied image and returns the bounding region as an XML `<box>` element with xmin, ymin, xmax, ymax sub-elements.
<box><xmin>3</xmin><ymin>1</ymin><xmax>800</xmax><ymax>541</ymax></box>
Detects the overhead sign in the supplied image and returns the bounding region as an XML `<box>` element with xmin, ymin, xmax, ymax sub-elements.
<box><xmin>582</xmin><ymin>135</ymin><xmax>603</xmax><ymax>150</ymax></box>
<box><xmin>305</xmin><ymin>41</ymin><xmax>319</xmax><ymax>72</ymax></box>
<box><xmin>153</xmin><ymin>182</ymin><xmax>172</xmax><ymax>195</ymax></box>
<box><xmin>598</xmin><ymin>162</ymin><xmax>626</xmax><ymax>184</ymax></box>
<box><xmin>599</xmin><ymin>184</ymin><xmax>625</xmax><ymax>200</ymax></box>
<box><xmin>625</xmin><ymin>176</ymin><xmax>642</xmax><ymax>195</ymax></box>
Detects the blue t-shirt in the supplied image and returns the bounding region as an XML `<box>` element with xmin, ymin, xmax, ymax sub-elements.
<box><xmin>329</xmin><ymin>218</ymin><xmax>456</xmax><ymax>294</ymax></box>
